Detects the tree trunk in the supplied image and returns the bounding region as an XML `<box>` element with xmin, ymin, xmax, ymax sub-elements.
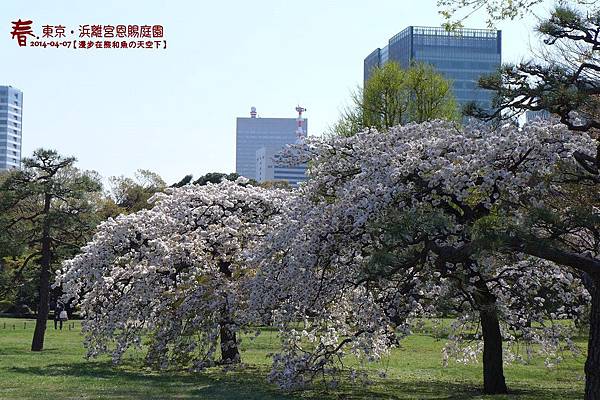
<box><xmin>31</xmin><ymin>193</ymin><xmax>52</xmax><ymax>352</ymax></box>
<box><xmin>219</xmin><ymin>322</ymin><xmax>240</xmax><ymax>364</ymax></box>
<box><xmin>585</xmin><ymin>275</ymin><xmax>600</xmax><ymax>400</ymax></box>
<box><xmin>466</xmin><ymin>264</ymin><xmax>508</xmax><ymax>395</ymax></box>
<box><xmin>217</xmin><ymin>260</ymin><xmax>240</xmax><ymax>364</ymax></box>
<box><xmin>31</xmin><ymin>262</ymin><xmax>50</xmax><ymax>351</ymax></box>
<box><xmin>479</xmin><ymin>303</ymin><xmax>508</xmax><ymax>394</ymax></box>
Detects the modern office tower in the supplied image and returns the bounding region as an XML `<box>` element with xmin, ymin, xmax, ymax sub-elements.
<box><xmin>364</xmin><ymin>26</ymin><xmax>502</xmax><ymax>110</ymax></box>
<box><xmin>0</xmin><ymin>86</ymin><xmax>23</xmax><ymax>171</ymax></box>
<box><xmin>236</xmin><ymin>106</ymin><xmax>308</xmax><ymax>183</ymax></box>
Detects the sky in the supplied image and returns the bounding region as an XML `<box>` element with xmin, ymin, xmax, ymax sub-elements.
<box><xmin>0</xmin><ymin>0</ymin><xmax>552</xmax><ymax>185</ymax></box>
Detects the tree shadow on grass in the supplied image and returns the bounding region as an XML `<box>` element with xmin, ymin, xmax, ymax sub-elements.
<box><xmin>9</xmin><ymin>361</ymin><xmax>583</xmax><ymax>400</ymax></box>
<box><xmin>331</xmin><ymin>379</ymin><xmax>583</xmax><ymax>400</ymax></box>
<box><xmin>0</xmin><ymin>347</ymin><xmax>61</xmax><ymax>356</ymax></box>
<box><xmin>9</xmin><ymin>361</ymin><xmax>297</xmax><ymax>400</ymax></box>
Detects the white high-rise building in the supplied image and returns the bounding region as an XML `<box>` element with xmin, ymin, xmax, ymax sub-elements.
<box><xmin>255</xmin><ymin>146</ymin><xmax>308</xmax><ymax>188</ymax></box>
<box><xmin>0</xmin><ymin>86</ymin><xmax>23</xmax><ymax>171</ymax></box>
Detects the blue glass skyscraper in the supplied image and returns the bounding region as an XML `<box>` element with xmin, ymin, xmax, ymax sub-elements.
<box><xmin>364</xmin><ymin>26</ymin><xmax>502</xmax><ymax>110</ymax></box>
<box><xmin>0</xmin><ymin>86</ymin><xmax>23</xmax><ymax>171</ymax></box>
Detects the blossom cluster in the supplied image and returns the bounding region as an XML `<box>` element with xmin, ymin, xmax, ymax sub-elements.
<box><xmin>56</xmin><ymin>178</ymin><xmax>287</xmax><ymax>368</ymax></box>
<box><xmin>57</xmin><ymin>120</ymin><xmax>597</xmax><ymax>390</ymax></box>
<box><xmin>252</xmin><ymin>120</ymin><xmax>594</xmax><ymax>388</ymax></box>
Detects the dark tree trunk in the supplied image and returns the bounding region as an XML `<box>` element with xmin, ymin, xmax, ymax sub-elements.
<box><xmin>437</xmin><ymin>257</ymin><xmax>508</xmax><ymax>394</ymax></box>
<box><xmin>585</xmin><ymin>275</ymin><xmax>600</xmax><ymax>400</ymax></box>
<box><xmin>219</xmin><ymin>322</ymin><xmax>240</xmax><ymax>364</ymax></box>
<box><xmin>471</xmin><ymin>269</ymin><xmax>508</xmax><ymax>395</ymax></box>
<box><xmin>31</xmin><ymin>193</ymin><xmax>52</xmax><ymax>352</ymax></box>
<box><xmin>31</xmin><ymin>261</ymin><xmax>50</xmax><ymax>351</ymax></box>
<box><xmin>217</xmin><ymin>260</ymin><xmax>240</xmax><ymax>364</ymax></box>
<box><xmin>479</xmin><ymin>303</ymin><xmax>508</xmax><ymax>394</ymax></box>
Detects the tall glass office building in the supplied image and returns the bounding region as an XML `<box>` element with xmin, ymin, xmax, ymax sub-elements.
<box><xmin>364</xmin><ymin>26</ymin><xmax>502</xmax><ymax>110</ymax></box>
<box><xmin>236</xmin><ymin>107</ymin><xmax>307</xmax><ymax>181</ymax></box>
<box><xmin>0</xmin><ymin>86</ymin><xmax>23</xmax><ymax>171</ymax></box>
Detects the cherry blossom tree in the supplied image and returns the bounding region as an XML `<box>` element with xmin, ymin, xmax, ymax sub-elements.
<box><xmin>437</xmin><ymin>1</ymin><xmax>600</xmax><ymax>395</ymax></box>
<box><xmin>56</xmin><ymin>178</ymin><xmax>287</xmax><ymax>368</ymax></box>
<box><xmin>55</xmin><ymin>119</ymin><xmax>598</xmax><ymax>396</ymax></box>
<box><xmin>252</xmin><ymin>120</ymin><xmax>594</xmax><ymax>393</ymax></box>
<box><xmin>476</xmin><ymin>159</ymin><xmax>600</xmax><ymax>397</ymax></box>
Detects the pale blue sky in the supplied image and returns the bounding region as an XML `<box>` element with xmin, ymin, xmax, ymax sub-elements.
<box><xmin>1</xmin><ymin>0</ymin><xmax>548</xmax><ymax>184</ymax></box>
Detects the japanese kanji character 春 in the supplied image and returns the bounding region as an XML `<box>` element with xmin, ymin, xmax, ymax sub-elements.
<box><xmin>11</xmin><ymin>19</ymin><xmax>35</xmax><ymax>47</ymax></box>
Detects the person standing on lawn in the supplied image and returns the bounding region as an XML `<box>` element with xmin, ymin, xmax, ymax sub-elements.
<box><xmin>59</xmin><ymin>308</ymin><xmax>68</xmax><ymax>330</ymax></box>
<box><xmin>54</xmin><ymin>303</ymin><xmax>65</xmax><ymax>330</ymax></box>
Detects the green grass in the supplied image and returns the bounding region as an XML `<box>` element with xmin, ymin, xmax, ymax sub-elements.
<box><xmin>0</xmin><ymin>317</ymin><xmax>587</xmax><ymax>399</ymax></box>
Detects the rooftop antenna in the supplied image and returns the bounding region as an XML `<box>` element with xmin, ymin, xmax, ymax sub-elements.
<box><xmin>295</xmin><ymin>105</ymin><xmax>307</xmax><ymax>140</ymax></box>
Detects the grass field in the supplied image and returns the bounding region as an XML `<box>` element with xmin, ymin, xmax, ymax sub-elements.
<box><xmin>0</xmin><ymin>317</ymin><xmax>587</xmax><ymax>399</ymax></box>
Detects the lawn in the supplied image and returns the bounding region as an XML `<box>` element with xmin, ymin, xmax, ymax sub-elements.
<box><xmin>0</xmin><ymin>317</ymin><xmax>587</xmax><ymax>399</ymax></box>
